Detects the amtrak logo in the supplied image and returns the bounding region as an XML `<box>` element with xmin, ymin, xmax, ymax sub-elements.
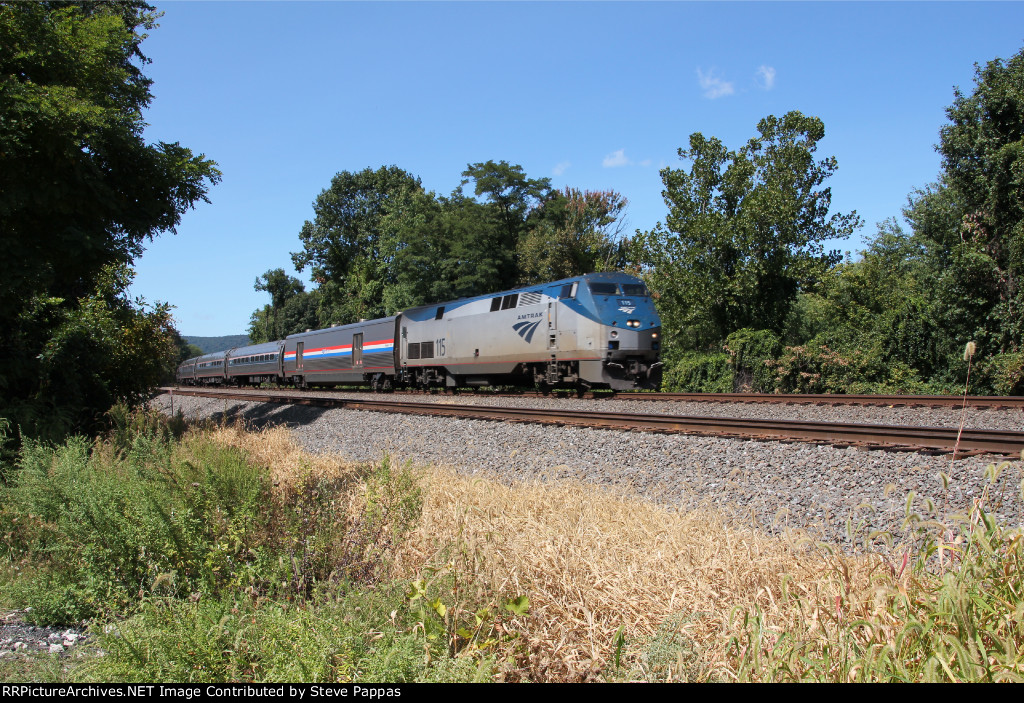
<box><xmin>618</xmin><ymin>306</ymin><xmax>636</xmax><ymax>314</ymax></box>
<box><xmin>512</xmin><ymin>319</ymin><xmax>543</xmax><ymax>343</ymax></box>
<box><xmin>618</xmin><ymin>299</ymin><xmax>635</xmax><ymax>313</ymax></box>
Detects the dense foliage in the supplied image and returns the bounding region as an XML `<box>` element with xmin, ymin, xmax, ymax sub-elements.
<box><xmin>634</xmin><ymin>111</ymin><xmax>861</xmax><ymax>350</ymax></box>
<box><xmin>0</xmin><ymin>2</ymin><xmax>220</xmax><ymax>442</ymax></box>
<box><xmin>636</xmin><ymin>51</ymin><xmax>1024</xmax><ymax>395</ymax></box>
<box><xmin>0</xmin><ymin>412</ymin><xmax>512</xmax><ymax>683</ymax></box>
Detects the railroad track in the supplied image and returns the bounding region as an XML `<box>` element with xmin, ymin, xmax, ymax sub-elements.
<box><xmin>180</xmin><ymin>384</ymin><xmax>1024</xmax><ymax>409</ymax></box>
<box><xmin>615</xmin><ymin>391</ymin><xmax>1024</xmax><ymax>409</ymax></box>
<box><xmin>161</xmin><ymin>387</ymin><xmax>1024</xmax><ymax>458</ymax></box>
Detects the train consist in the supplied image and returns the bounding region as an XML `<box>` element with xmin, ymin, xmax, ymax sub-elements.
<box><xmin>177</xmin><ymin>272</ymin><xmax>662</xmax><ymax>392</ymax></box>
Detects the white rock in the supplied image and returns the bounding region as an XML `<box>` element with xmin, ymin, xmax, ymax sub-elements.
<box><xmin>49</xmin><ymin>643</ymin><xmax>64</xmax><ymax>654</ymax></box>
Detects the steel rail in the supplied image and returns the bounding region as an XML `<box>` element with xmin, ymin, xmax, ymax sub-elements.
<box><xmin>173</xmin><ymin>384</ymin><xmax>1024</xmax><ymax>408</ymax></box>
<box><xmin>614</xmin><ymin>392</ymin><xmax>1024</xmax><ymax>409</ymax></box>
<box><xmin>161</xmin><ymin>387</ymin><xmax>1024</xmax><ymax>458</ymax></box>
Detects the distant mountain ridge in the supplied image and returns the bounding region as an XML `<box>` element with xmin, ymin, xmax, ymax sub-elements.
<box><xmin>185</xmin><ymin>335</ymin><xmax>251</xmax><ymax>354</ymax></box>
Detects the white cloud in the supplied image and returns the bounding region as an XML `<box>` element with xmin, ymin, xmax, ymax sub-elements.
<box><xmin>757</xmin><ymin>65</ymin><xmax>776</xmax><ymax>90</ymax></box>
<box><xmin>552</xmin><ymin>161</ymin><xmax>570</xmax><ymax>176</ymax></box>
<box><xmin>602</xmin><ymin>149</ymin><xmax>629</xmax><ymax>168</ymax></box>
<box><xmin>696</xmin><ymin>68</ymin><xmax>734</xmax><ymax>99</ymax></box>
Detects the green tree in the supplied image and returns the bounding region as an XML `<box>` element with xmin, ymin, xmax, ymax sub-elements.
<box><xmin>14</xmin><ymin>264</ymin><xmax>181</xmax><ymax>440</ymax></box>
<box><xmin>635</xmin><ymin>111</ymin><xmax>861</xmax><ymax>350</ymax></box>
<box><xmin>379</xmin><ymin>188</ymin><xmax>462</xmax><ymax>312</ymax></box>
<box><xmin>0</xmin><ymin>2</ymin><xmax>220</xmax><ymax>322</ymax></box>
<box><xmin>251</xmin><ymin>268</ymin><xmax>306</xmax><ymax>341</ymax></box>
<box><xmin>460</xmin><ymin>160</ymin><xmax>552</xmax><ymax>289</ymax></box>
<box><xmin>517</xmin><ymin>188</ymin><xmax>629</xmax><ymax>284</ymax></box>
<box><xmin>935</xmin><ymin>47</ymin><xmax>1024</xmax><ymax>352</ymax></box>
<box><xmin>291</xmin><ymin>166</ymin><xmax>423</xmax><ymax>324</ymax></box>
<box><xmin>0</xmin><ymin>1</ymin><xmax>221</xmax><ymax>439</ymax></box>
<box><xmin>248</xmin><ymin>287</ymin><xmax>321</xmax><ymax>344</ymax></box>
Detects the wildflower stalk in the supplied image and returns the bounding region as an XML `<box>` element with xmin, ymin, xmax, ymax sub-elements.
<box><xmin>951</xmin><ymin>341</ymin><xmax>976</xmax><ymax>464</ymax></box>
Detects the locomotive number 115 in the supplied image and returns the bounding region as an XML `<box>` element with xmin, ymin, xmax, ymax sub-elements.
<box><xmin>435</xmin><ymin>338</ymin><xmax>446</xmax><ymax>356</ymax></box>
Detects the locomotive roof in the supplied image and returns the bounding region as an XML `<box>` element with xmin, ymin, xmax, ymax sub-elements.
<box><xmin>401</xmin><ymin>271</ymin><xmax>645</xmax><ymax>315</ymax></box>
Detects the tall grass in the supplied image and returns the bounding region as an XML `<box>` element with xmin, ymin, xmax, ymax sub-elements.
<box><xmin>3</xmin><ymin>412</ymin><xmax>1021</xmax><ymax>682</ymax></box>
<box><xmin>726</xmin><ymin>463</ymin><xmax>1024</xmax><ymax>681</ymax></box>
<box><xmin>0</xmin><ymin>408</ymin><xmax>421</xmax><ymax>624</ymax></box>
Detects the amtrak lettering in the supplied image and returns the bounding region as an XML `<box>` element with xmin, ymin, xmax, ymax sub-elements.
<box><xmin>516</xmin><ymin>312</ymin><xmax>543</xmax><ymax>320</ymax></box>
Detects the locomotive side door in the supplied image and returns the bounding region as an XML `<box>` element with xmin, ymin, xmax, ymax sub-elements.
<box><xmin>296</xmin><ymin>342</ymin><xmax>304</xmax><ymax>370</ymax></box>
<box><xmin>547</xmin><ymin>300</ymin><xmax>557</xmax><ymax>350</ymax></box>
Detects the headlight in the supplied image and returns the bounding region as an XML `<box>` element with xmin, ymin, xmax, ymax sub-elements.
<box><xmin>651</xmin><ymin>332</ymin><xmax>659</xmax><ymax>339</ymax></box>
<box><xmin>610</xmin><ymin>330</ymin><xmax>618</xmax><ymax>338</ymax></box>
<box><xmin>627</xmin><ymin>320</ymin><xmax>640</xmax><ymax>328</ymax></box>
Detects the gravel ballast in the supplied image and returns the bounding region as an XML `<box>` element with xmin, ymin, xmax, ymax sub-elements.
<box><xmin>152</xmin><ymin>392</ymin><xmax>1024</xmax><ymax>546</ymax></box>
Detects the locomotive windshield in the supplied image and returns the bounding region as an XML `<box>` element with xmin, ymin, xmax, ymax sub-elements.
<box><xmin>588</xmin><ymin>282</ymin><xmax>620</xmax><ymax>295</ymax></box>
<box><xmin>620</xmin><ymin>283</ymin><xmax>649</xmax><ymax>296</ymax></box>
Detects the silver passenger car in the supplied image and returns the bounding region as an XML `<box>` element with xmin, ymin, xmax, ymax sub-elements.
<box><xmin>226</xmin><ymin>341</ymin><xmax>285</xmax><ymax>387</ymax></box>
<box><xmin>283</xmin><ymin>317</ymin><xmax>398</xmax><ymax>389</ymax></box>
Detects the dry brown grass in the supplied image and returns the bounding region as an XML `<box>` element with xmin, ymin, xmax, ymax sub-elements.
<box><xmin>206</xmin><ymin>424</ymin><xmax>369</xmax><ymax>491</ymax></box>
<box><xmin>206</xmin><ymin>424</ymin><xmax>900</xmax><ymax>682</ymax></box>
<box><xmin>392</xmin><ymin>466</ymin><xmax>895</xmax><ymax>681</ymax></box>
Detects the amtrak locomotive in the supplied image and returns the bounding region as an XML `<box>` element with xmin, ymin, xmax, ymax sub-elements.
<box><xmin>177</xmin><ymin>272</ymin><xmax>662</xmax><ymax>392</ymax></box>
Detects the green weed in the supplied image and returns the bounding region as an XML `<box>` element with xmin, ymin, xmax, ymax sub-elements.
<box><xmin>726</xmin><ymin>461</ymin><xmax>1024</xmax><ymax>682</ymax></box>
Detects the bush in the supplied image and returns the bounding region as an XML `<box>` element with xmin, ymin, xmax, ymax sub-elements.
<box><xmin>724</xmin><ymin>328</ymin><xmax>782</xmax><ymax>392</ymax></box>
<box><xmin>661</xmin><ymin>351</ymin><xmax>733</xmax><ymax>392</ymax></box>
<box><xmin>978</xmin><ymin>353</ymin><xmax>1024</xmax><ymax>396</ymax></box>
<box><xmin>0</xmin><ymin>411</ymin><xmax>423</xmax><ymax>624</ymax></box>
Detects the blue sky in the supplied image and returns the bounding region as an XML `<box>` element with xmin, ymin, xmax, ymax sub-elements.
<box><xmin>129</xmin><ymin>1</ymin><xmax>1024</xmax><ymax>337</ymax></box>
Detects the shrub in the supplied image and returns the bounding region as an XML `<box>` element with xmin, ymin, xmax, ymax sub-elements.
<box><xmin>978</xmin><ymin>353</ymin><xmax>1024</xmax><ymax>396</ymax></box>
<box><xmin>1</xmin><ymin>412</ymin><xmax>423</xmax><ymax>624</ymax></box>
<box><xmin>661</xmin><ymin>352</ymin><xmax>733</xmax><ymax>392</ymax></box>
<box><xmin>724</xmin><ymin>328</ymin><xmax>782</xmax><ymax>392</ymax></box>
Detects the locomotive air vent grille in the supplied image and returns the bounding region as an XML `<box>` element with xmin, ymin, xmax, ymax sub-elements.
<box><xmin>406</xmin><ymin>341</ymin><xmax>434</xmax><ymax>360</ymax></box>
<box><xmin>519</xmin><ymin>291</ymin><xmax>543</xmax><ymax>307</ymax></box>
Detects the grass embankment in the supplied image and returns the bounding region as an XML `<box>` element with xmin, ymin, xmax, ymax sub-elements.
<box><xmin>1</xmin><ymin>409</ymin><xmax>1022</xmax><ymax>682</ymax></box>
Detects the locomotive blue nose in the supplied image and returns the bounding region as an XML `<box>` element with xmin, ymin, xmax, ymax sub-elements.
<box><xmin>570</xmin><ymin>274</ymin><xmax>662</xmax><ymax>389</ymax></box>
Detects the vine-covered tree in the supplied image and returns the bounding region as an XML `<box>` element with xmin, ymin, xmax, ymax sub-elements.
<box><xmin>935</xmin><ymin>46</ymin><xmax>1024</xmax><ymax>352</ymax></box>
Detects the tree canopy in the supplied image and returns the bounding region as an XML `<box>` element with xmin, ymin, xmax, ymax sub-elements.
<box><xmin>284</xmin><ymin>161</ymin><xmax>628</xmax><ymax>332</ymax></box>
<box><xmin>0</xmin><ymin>1</ymin><xmax>221</xmax><ymax>440</ymax></box>
<box><xmin>936</xmin><ymin>48</ymin><xmax>1024</xmax><ymax>351</ymax></box>
<box><xmin>634</xmin><ymin>111</ymin><xmax>861</xmax><ymax>350</ymax></box>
